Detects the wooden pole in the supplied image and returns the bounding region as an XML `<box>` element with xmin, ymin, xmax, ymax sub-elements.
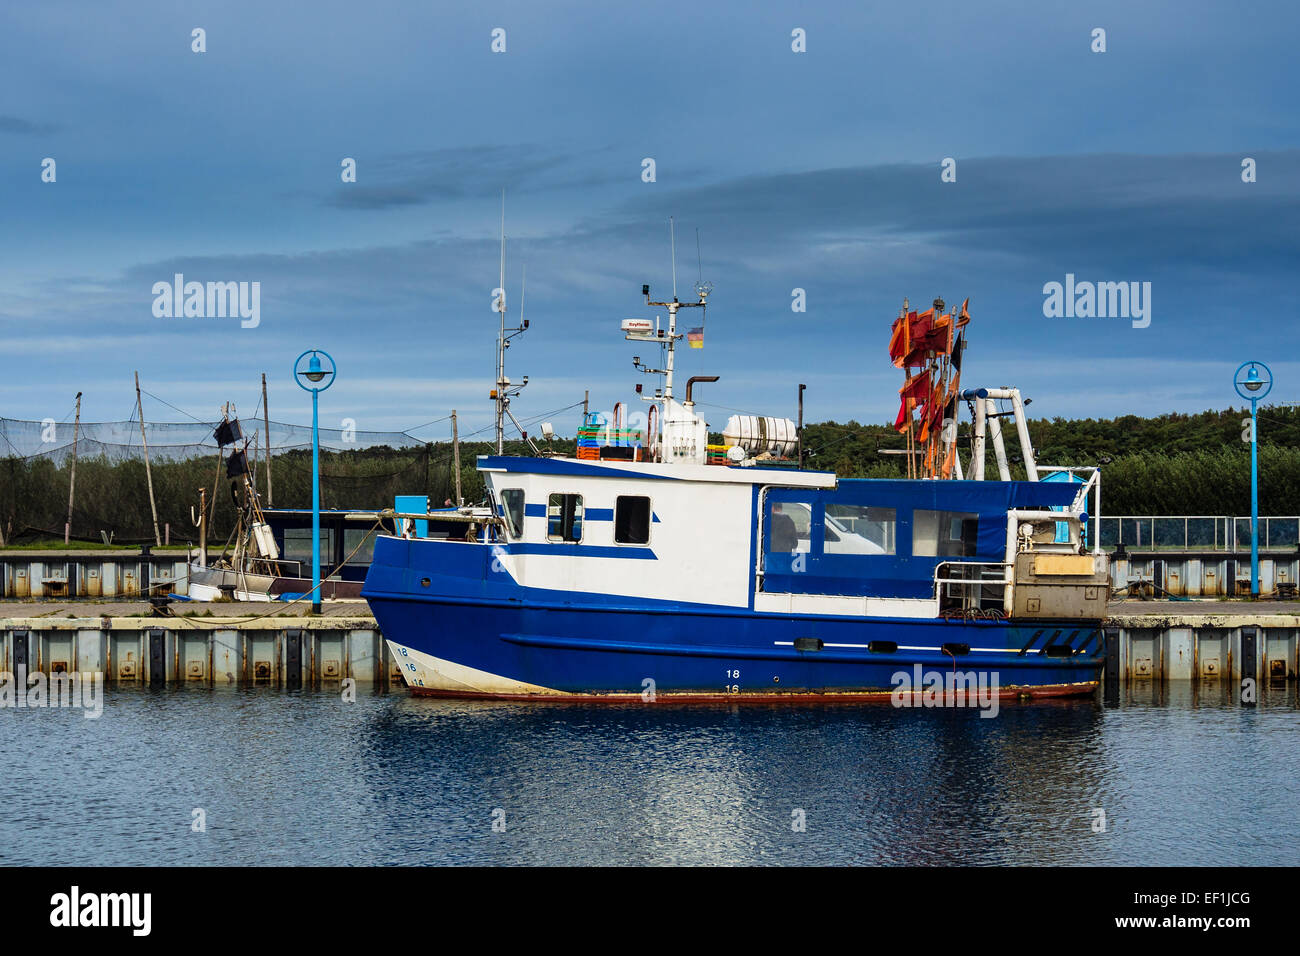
<box><xmin>451</xmin><ymin>409</ymin><xmax>463</xmax><ymax>506</ymax></box>
<box><xmin>208</xmin><ymin>403</ymin><xmax>226</xmax><ymax>527</ymax></box>
<box><xmin>65</xmin><ymin>391</ymin><xmax>81</xmax><ymax>543</ymax></box>
<box><xmin>197</xmin><ymin>487</ymin><xmax>207</xmax><ymax>567</ymax></box>
<box><xmin>135</xmin><ymin>372</ymin><xmax>162</xmax><ymax>546</ymax></box>
<box><xmin>262</xmin><ymin>373</ymin><xmax>273</xmax><ymax>507</ymax></box>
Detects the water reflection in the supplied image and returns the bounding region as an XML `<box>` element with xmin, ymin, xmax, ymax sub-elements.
<box><xmin>0</xmin><ymin>683</ymin><xmax>1296</xmax><ymax>865</ymax></box>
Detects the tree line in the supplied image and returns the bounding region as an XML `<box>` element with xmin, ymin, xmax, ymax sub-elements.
<box><xmin>0</xmin><ymin>405</ymin><xmax>1295</xmax><ymax>546</ymax></box>
<box><xmin>799</xmin><ymin>404</ymin><xmax>1300</xmax><ymax>515</ymax></box>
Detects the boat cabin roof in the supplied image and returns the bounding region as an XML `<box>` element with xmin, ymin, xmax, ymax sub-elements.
<box><xmin>476</xmin><ymin>454</ymin><xmax>837</xmax><ymax>488</ymax></box>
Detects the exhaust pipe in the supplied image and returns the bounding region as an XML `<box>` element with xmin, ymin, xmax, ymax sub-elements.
<box><xmin>685</xmin><ymin>375</ymin><xmax>719</xmax><ymax>405</ymax></box>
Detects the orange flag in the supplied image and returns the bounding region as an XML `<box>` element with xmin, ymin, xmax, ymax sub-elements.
<box><xmin>889</xmin><ymin>311</ymin><xmax>917</xmax><ymax>367</ymax></box>
<box><xmin>940</xmin><ymin>440</ymin><xmax>957</xmax><ymax>479</ymax></box>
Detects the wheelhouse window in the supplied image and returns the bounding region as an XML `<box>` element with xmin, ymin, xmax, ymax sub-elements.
<box><xmin>766</xmin><ymin>499</ymin><xmax>812</xmax><ymax>553</ymax></box>
<box><xmin>614</xmin><ymin>496</ymin><xmax>651</xmax><ymax>544</ymax></box>
<box><xmin>913</xmin><ymin>509</ymin><xmax>979</xmax><ymax>557</ymax></box>
<box><xmin>547</xmin><ymin>493</ymin><xmax>584</xmax><ymax>542</ymax></box>
<box><xmin>500</xmin><ymin>488</ymin><xmax>525</xmax><ymax>539</ymax></box>
<box><xmin>344</xmin><ymin>528</ymin><xmax>376</xmax><ymax>565</ymax></box>
<box><xmin>824</xmin><ymin>504</ymin><xmax>895</xmax><ymax>555</ymax></box>
<box><xmin>285</xmin><ymin>527</ymin><xmax>334</xmax><ymax>569</ymax></box>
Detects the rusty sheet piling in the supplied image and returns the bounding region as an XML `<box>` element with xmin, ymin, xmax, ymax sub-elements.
<box><xmin>0</xmin><ymin>605</ymin><xmax>401</xmax><ymax>688</ymax></box>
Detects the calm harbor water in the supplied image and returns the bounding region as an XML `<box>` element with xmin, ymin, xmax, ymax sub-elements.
<box><xmin>2</xmin><ymin>683</ymin><xmax>1297</xmax><ymax>866</ymax></box>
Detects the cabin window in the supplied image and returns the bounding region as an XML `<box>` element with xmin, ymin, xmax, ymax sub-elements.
<box><xmin>344</xmin><ymin>528</ymin><xmax>376</xmax><ymax>564</ymax></box>
<box><xmin>824</xmin><ymin>504</ymin><xmax>895</xmax><ymax>555</ymax></box>
<box><xmin>500</xmin><ymin>488</ymin><xmax>525</xmax><ymax>539</ymax></box>
<box><xmin>766</xmin><ymin>499</ymin><xmax>812</xmax><ymax>553</ymax></box>
<box><xmin>913</xmin><ymin>509</ymin><xmax>979</xmax><ymax>557</ymax></box>
<box><xmin>284</xmin><ymin>528</ymin><xmax>334</xmax><ymax>570</ymax></box>
<box><xmin>614</xmin><ymin>496</ymin><xmax>651</xmax><ymax>544</ymax></box>
<box><xmin>547</xmin><ymin>493</ymin><xmax>584</xmax><ymax>542</ymax></box>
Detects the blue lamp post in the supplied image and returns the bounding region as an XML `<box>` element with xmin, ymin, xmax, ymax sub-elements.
<box><xmin>294</xmin><ymin>349</ymin><xmax>337</xmax><ymax>612</ymax></box>
<box><xmin>1233</xmin><ymin>361</ymin><xmax>1272</xmax><ymax>598</ymax></box>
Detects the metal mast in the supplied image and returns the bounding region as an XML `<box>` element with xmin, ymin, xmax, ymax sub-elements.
<box><xmin>628</xmin><ymin>219</ymin><xmax>711</xmax><ymax>455</ymax></box>
<box><xmin>492</xmin><ymin>191</ymin><xmax>529</xmax><ymax>455</ymax></box>
<box><xmin>496</xmin><ymin>194</ymin><xmax>506</xmax><ymax>454</ymax></box>
<box><xmin>639</xmin><ymin>224</ymin><xmax>709</xmax><ymax>403</ymax></box>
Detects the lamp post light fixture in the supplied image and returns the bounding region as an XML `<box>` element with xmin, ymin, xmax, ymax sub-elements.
<box><xmin>1233</xmin><ymin>361</ymin><xmax>1273</xmax><ymax>598</ymax></box>
<box><xmin>294</xmin><ymin>349</ymin><xmax>337</xmax><ymax>612</ymax></box>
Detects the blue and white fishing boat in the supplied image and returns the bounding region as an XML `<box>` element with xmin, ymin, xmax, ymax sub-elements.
<box><xmin>363</xmin><ymin>264</ymin><xmax>1111</xmax><ymax>702</ymax></box>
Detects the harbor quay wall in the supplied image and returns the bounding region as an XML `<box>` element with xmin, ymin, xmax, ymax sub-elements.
<box><xmin>1102</xmin><ymin>607</ymin><xmax>1298</xmax><ymax>684</ymax></box>
<box><xmin>0</xmin><ymin>607</ymin><xmax>401</xmax><ymax>687</ymax></box>
<box><xmin>0</xmin><ymin>551</ymin><xmax>191</xmax><ymax>599</ymax></box>
<box><xmin>0</xmin><ymin>601</ymin><xmax>1295</xmax><ymax>689</ymax></box>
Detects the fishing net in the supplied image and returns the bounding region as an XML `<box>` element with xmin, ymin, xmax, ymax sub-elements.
<box><xmin>0</xmin><ymin>417</ymin><xmax>429</xmax><ymax>464</ymax></box>
<box><xmin>0</xmin><ymin>416</ymin><xmax>455</xmax><ymax>546</ymax></box>
<box><xmin>0</xmin><ymin>393</ymin><xmax>584</xmax><ymax>545</ymax></box>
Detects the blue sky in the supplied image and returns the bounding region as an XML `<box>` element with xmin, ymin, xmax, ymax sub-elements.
<box><xmin>2</xmin><ymin>0</ymin><xmax>1297</xmax><ymax>442</ymax></box>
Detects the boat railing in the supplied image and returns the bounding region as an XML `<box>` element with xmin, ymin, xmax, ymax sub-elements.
<box><xmin>350</xmin><ymin>509</ymin><xmax>503</xmax><ymax>543</ymax></box>
<box><xmin>1034</xmin><ymin>465</ymin><xmax>1101</xmax><ymax>554</ymax></box>
<box><xmin>934</xmin><ymin>560</ymin><xmax>1011</xmax><ymax>616</ymax></box>
<box><xmin>262</xmin><ymin>557</ymin><xmax>304</xmax><ymax>577</ymax></box>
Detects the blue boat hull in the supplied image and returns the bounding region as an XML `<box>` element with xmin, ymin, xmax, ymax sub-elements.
<box><xmin>363</xmin><ymin>540</ymin><xmax>1104</xmax><ymax>701</ymax></box>
<box><xmin>372</xmin><ymin>599</ymin><xmax>1102</xmax><ymax>699</ymax></box>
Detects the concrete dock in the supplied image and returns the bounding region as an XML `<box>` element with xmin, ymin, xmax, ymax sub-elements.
<box><xmin>1103</xmin><ymin>599</ymin><xmax>1298</xmax><ymax>684</ymax></box>
<box><xmin>0</xmin><ymin>599</ymin><xmax>398</xmax><ymax>688</ymax></box>
<box><xmin>0</xmin><ymin>597</ymin><xmax>1296</xmax><ymax>689</ymax></box>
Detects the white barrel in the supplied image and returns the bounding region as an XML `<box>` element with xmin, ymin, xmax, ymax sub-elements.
<box><xmin>252</xmin><ymin>522</ymin><xmax>279</xmax><ymax>561</ymax></box>
<box><xmin>722</xmin><ymin>415</ymin><xmax>798</xmax><ymax>457</ymax></box>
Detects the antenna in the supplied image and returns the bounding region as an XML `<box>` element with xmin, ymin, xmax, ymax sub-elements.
<box><xmin>639</xmin><ymin>241</ymin><xmax>709</xmax><ymax>404</ymax></box>
<box><xmin>499</xmin><ymin>190</ymin><xmax>506</xmax><ymax>314</ymax></box>
<box><xmin>492</xmin><ymin>191</ymin><xmax>529</xmax><ymax>456</ymax></box>
<box><xmin>669</xmin><ymin>216</ymin><xmax>677</xmax><ymax>300</ymax></box>
<box><xmin>497</xmin><ymin>189</ymin><xmax>506</xmax><ymax>454</ymax></box>
<box><xmin>693</xmin><ymin>228</ymin><xmax>711</xmax><ymax>299</ymax></box>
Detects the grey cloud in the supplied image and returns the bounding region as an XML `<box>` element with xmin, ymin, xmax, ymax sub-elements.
<box><xmin>324</xmin><ymin>145</ymin><xmax>587</xmax><ymax>209</ymax></box>
<box><xmin>0</xmin><ymin>115</ymin><xmax>58</xmax><ymax>135</ymax></box>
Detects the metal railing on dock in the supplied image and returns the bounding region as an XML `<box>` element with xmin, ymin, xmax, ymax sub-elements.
<box><xmin>1099</xmin><ymin>515</ymin><xmax>1300</xmax><ymax>552</ymax></box>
